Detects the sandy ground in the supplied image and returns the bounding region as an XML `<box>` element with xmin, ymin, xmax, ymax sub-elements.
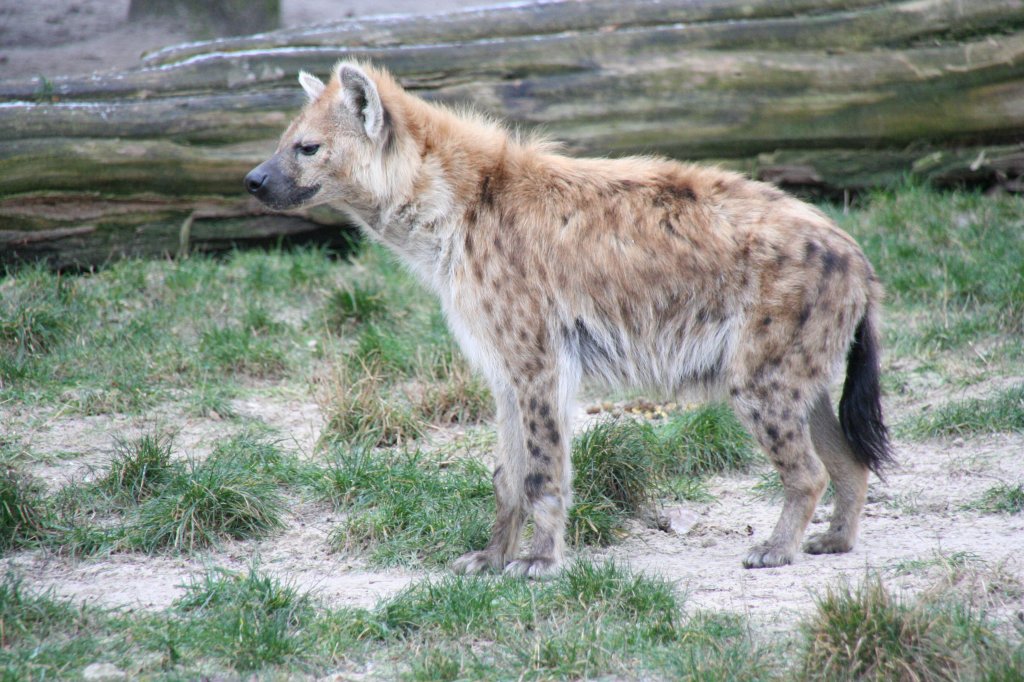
<box><xmin>0</xmin><ymin>0</ymin><xmax>490</xmax><ymax>80</ymax></box>
<box><xmin>5</xmin><ymin>387</ymin><xmax>1024</xmax><ymax>631</ymax></box>
<box><xmin>2</xmin><ymin>0</ymin><xmax>1022</xmax><ymax>643</ymax></box>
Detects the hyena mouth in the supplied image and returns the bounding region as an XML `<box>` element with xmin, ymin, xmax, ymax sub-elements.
<box><xmin>244</xmin><ymin>157</ymin><xmax>321</xmax><ymax>210</ymax></box>
<box><xmin>264</xmin><ymin>183</ymin><xmax>321</xmax><ymax>210</ymax></box>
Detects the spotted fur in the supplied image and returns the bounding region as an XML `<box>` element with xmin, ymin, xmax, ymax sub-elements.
<box><xmin>247</xmin><ymin>61</ymin><xmax>892</xmax><ymax>577</ymax></box>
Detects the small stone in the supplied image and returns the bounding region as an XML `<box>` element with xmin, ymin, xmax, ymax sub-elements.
<box><xmin>585</xmin><ymin>404</ymin><xmax>601</xmax><ymax>415</ymax></box>
<box><xmin>83</xmin><ymin>663</ymin><xmax>127</xmax><ymax>681</ymax></box>
<box><xmin>660</xmin><ymin>507</ymin><xmax>699</xmax><ymax>535</ymax></box>
<box><xmin>601</xmin><ymin>401</ymin><xmax>614</xmax><ymax>411</ymax></box>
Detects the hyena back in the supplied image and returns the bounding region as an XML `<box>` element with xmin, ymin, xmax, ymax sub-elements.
<box><xmin>246</xmin><ymin>61</ymin><xmax>892</xmax><ymax>577</ymax></box>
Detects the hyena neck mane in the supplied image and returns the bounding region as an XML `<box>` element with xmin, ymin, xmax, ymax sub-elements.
<box><xmin>350</xmin><ymin>72</ymin><xmax>536</xmax><ymax>289</ymax></box>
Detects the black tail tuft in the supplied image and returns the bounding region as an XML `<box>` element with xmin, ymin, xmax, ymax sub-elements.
<box><xmin>839</xmin><ymin>313</ymin><xmax>893</xmax><ymax>475</ymax></box>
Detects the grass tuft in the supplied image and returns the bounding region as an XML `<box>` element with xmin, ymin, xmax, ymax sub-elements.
<box><xmin>319</xmin><ymin>359</ymin><xmax>424</xmax><ymax>447</ymax></box>
<box><xmin>172</xmin><ymin>564</ymin><xmax>315</xmax><ymax>670</ymax></box>
<box><xmin>0</xmin><ymin>468</ymin><xmax>48</xmax><ymax>551</ymax></box>
<box><xmin>99</xmin><ymin>433</ymin><xmax>175</xmax><ymax>503</ymax></box>
<box><xmin>325</xmin><ymin>282</ymin><xmax>388</xmax><ymax>326</ymax></box>
<box><xmin>569</xmin><ymin>418</ymin><xmax>660</xmax><ymax>546</ymax></box>
<box><xmin>324</xmin><ymin>447</ymin><xmax>492</xmax><ymax>567</ymax></box>
<box><xmin>970</xmin><ymin>482</ymin><xmax>1024</xmax><ymax>515</ymax></box>
<box><xmin>903</xmin><ymin>384</ymin><xmax>1024</xmax><ymax>439</ymax></box>
<box><xmin>798</xmin><ymin>575</ymin><xmax>1014</xmax><ymax>682</ymax></box>
<box><xmin>414</xmin><ymin>356</ymin><xmax>493</xmax><ymax>426</ymax></box>
<box><xmin>656</xmin><ymin>404</ymin><xmax>757</xmax><ymax>476</ymax></box>
<box><xmin>131</xmin><ymin>450</ymin><xmax>284</xmax><ymax>552</ymax></box>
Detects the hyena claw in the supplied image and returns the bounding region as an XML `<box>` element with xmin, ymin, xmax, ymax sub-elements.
<box><xmin>803</xmin><ymin>531</ymin><xmax>855</xmax><ymax>555</ymax></box>
<box><xmin>452</xmin><ymin>550</ymin><xmax>505</xmax><ymax>575</ymax></box>
<box><xmin>504</xmin><ymin>556</ymin><xmax>561</xmax><ymax>580</ymax></box>
<box><xmin>743</xmin><ymin>542</ymin><xmax>794</xmax><ymax>569</ymax></box>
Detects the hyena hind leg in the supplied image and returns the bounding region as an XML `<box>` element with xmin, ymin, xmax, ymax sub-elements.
<box><xmin>803</xmin><ymin>392</ymin><xmax>869</xmax><ymax>555</ymax></box>
<box><xmin>732</xmin><ymin>391</ymin><xmax>828</xmax><ymax>568</ymax></box>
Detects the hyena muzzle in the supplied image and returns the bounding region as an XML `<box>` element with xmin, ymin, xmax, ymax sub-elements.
<box><xmin>246</xmin><ymin>60</ymin><xmax>892</xmax><ymax>578</ymax></box>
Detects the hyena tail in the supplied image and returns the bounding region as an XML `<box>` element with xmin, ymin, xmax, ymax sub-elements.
<box><xmin>838</xmin><ymin>310</ymin><xmax>893</xmax><ymax>475</ymax></box>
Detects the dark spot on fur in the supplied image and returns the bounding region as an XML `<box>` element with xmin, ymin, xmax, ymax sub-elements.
<box><xmin>804</xmin><ymin>240</ymin><xmax>820</xmax><ymax>261</ymax></box>
<box><xmin>660</xmin><ymin>216</ymin><xmax>676</xmax><ymax>235</ymax></box>
<box><xmin>791</xmin><ymin>389</ymin><xmax>801</xmax><ymax>401</ymax></box>
<box><xmin>729</xmin><ymin>387</ymin><xmax>740</xmax><ymax>397</ymax></box>
<box><xmin>781</xmin><ymin>409</ymin><xmax>792</xmax><ymax>420</ymax></box>
<box><xmin>528</xmin><ymin>442</ymin><xmax>543</xmax><ymax>459</ymax></box>
<box><xmin>784</xmin><ymin>430</ymin><xmax>796</xmax><ymax>442</ymax></box>
<box><xmin>761</xmin><ymin>316</ymin><xmax>772</xmax><ymax>327</ymax></box>
<box><xmin>381</xmin><ymin>105</ymin><xmax>396</xmax><ymax>155</ymax></box>
<box><xmin>562</xmin><ymin>213</ymin><xmax>571</xmax><ymax>227</ymax></box>
<box><xmin>524</xmin><ymin>472</ymin><xmax>547</xmax><ymax>500</ymax></box>
<box><xmin>538</xmin><ymin>402</ymin><xmax>551</xmax><ymax>419</ymax></box>
<box><xmin>548</xmin><ymin>429</ymin><xmax>560</xmax><ymax>446</ymax></box>
<box><xmin>765</xmin><ymin>424</ymin><xmax>780</xmax><ymax>441</ymax></box>
<box><xmin>480</xmin><ymin>175</ymin><xmax>494</xmax><ymax>206</ymax></box>
<box><xmin>655</xmin><ymin>179</ymin><xmax>696</xmax><ymax>202</ymax></box>
<box><xmin>797</xmin><ymin>304</ymin><xmax>812</xmax><ymax>327</ymax></box>
<box><xmin>528</xmin><ymin>420</ymin><xmax>537</xmax><ymax>434</ymax></box>
<box><xmin>821</xmin><ymin>249</ymin><xmax>849</xmax><ymax>277</ymax></box>
<box><xmin>751</xmin><ymin>410</ymin><xmax>761</xmax><ymax>423</ymax></box>
<box><xmin>529</xmin><ymin>397</ymin><xmax>538</xmax><ymax>412</ymax></box>
<box><xmin>464</xmin><ymin>231</ymin><xmax>474</xmax><ymax>255</ymax></box>
<box><xmin>482</xmin><ymin>299</ymin><xmax>493</xmax><ymax>315</ymax></box>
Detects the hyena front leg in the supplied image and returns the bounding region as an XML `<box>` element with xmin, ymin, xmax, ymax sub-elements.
<box><xmin>453</xmin><ymin>386</ymin><xmax>527</xmax><ymax>574</ymax></box>
<box><xmin>503</xmin><ymin>374</ymin><xmax>574</xmax><ymax>579</ymax></box>
<box><xmin>732</xmin><ymin>380</ymin><xmax>828</xmax><ymax>568</ymax></box>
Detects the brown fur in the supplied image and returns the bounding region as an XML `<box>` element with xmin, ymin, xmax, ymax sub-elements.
<box><xmin>246</xmin><ymin>61</ymin><xmax>888</xmax><ymax>577</ymax></box>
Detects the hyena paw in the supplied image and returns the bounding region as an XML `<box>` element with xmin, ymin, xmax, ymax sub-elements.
<box><xmin>803</xmin><ymin>531</ymin><xmax>854</xmax><ymax>555</ymax></box>
<box><xmin>504</xmin><ymin>556</ymin><xmax>561</xmax><ymax>579</ymax></box>
<box><xmin>742</xmin><ymin>542</ymin><xmax>794</xmax><ymax>569</ymax></box>
<box><xmin>452</xmin><ymin>550</ymin><xmax>505</xmax><ymax>575</ymax></box>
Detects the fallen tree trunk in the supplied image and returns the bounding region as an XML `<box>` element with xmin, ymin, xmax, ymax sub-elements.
<box><xmin>3</xmin><ymin>0</ymin><xmax>1024</xmax><ymax>269</ymax></box>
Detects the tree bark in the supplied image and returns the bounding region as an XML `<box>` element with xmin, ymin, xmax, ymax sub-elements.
<box><xmin>129</xmin><ymin>0</ymin><xmax>280</xmax><ymax>37</ymax></box>
<box><xmin>3</xmin><ymin>0</ymin><xmax>1024</xmax><ymax>269</ymax></box>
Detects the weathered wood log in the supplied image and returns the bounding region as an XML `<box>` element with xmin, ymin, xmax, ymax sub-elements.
<box><xmin>3</xmin><ymin>0</ymin><xmax>1024</xmax><ymax>269</ymax></box>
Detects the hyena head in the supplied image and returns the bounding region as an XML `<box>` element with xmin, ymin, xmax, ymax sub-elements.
<box><xmin>244</xmin><ymin>61</ymin><xmax>396</xmax><ymax>213</ymax></box>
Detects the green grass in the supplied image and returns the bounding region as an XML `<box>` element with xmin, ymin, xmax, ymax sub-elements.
<box><xmin>834</xmin><ymin>183</ymin><xmax>1024</xmax><ymax>349</ymax></box>
<box><xmin>324</xmin><ymin>446</ymin><xmax>494</xmax><ymax>567</ymax></box>
<box><xmin>903</xmin><ymin>384</ymin><xmax>1024</xmax><ymax>438</ymax></box>
<box><xmin>99</xmin><ymin>433</ymin><xmax>175</xmax><ymax>503</ymax></box>
<box><xmin>569</xmin><ymin>407</ymin><xmax>754</xmax><ymax>546</ymax></box>
<box><xmin>355</xmin><ymin>559</ymin><xmax>773</xmax><ymax>680</ymax></box>
<box><xmin>31</xmin><ymin>432</ymin><xmax>309</xmax><ymax>557</ymax></box>
<box><xmin>170</xmin><ymin>564</ymin><xmax>318</xmax><ymax>670</ymax></box>
<box><xmin>0</xmin><ymin>467</ymin><xmax>47</xmax><ymax>551</ymax></box>
<box><xmin>798</xmin><ymin>575</ymin><xmax>1020</xmax><ymax>682</ymax></box>
<box><xmin>130</xmin><ymin>448</ymin><xmax>286</xmax><ymax>553</ymax></box>
<box><xmin>569</xmin><ymin>418</ymin><xmax>662</xmax><ymax>546</ymax></box>
<box><xmin>970</xmin><ymin>482</ymin><xmax>1024</xmax><ymax>515</ymax></box>
<box><xmin>655</xmin><ymin>404</ymin><xmax>757</xmax><ymax>477</ymax></box>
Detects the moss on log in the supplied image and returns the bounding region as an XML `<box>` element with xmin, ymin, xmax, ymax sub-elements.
<box><xmin>2</xmin><ymin>0</ymin><xmax>1024</xmax><ymax>269</ymax></box>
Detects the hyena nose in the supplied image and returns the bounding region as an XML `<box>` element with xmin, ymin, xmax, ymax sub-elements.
<box><xmin>245</xmin><ymin>169</ymin><xmax>268</xmax><ymax>196</ymax></box>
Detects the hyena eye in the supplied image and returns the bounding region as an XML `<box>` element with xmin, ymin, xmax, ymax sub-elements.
<box><xmin>296</xmin><ymin>143</ymin><xmax>321</xmax><ymax>157</ymax></box>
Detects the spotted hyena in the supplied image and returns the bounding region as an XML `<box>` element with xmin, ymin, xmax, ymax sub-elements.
<box><xmin>245</xmin><ymin>61</ymin><xmax>892</xmax><ymax>578</ymax></box>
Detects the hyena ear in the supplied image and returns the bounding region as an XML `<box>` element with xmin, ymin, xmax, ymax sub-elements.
<box><xmin>298</xmin><ymin>71</ymin><xmax>325</xmax><ymax>102</ymax></box>
<box><xmin>337</xmin><ymin>64</ymin><xmax>385</xmax><ymax>142</ymax></box>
